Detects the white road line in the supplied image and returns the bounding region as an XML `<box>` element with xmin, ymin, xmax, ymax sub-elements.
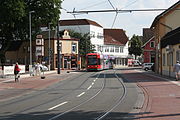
<box><xmin>77</xmin><ymin>92</ymin><xmax>85</xmax><ymax>97</ymax></box>
<box><xmin>92</xmin><ymin>82</ymin><xmax>94</xmax><ymax>85</ymax></box>
<box><xmin>94</xmin><ymin>79</ymin><xmax>96</xmax><ymax>82</ymax></box>
<box><xmin>48</xmin><ymin>101</ymin><xmax>68</xmax><ymax>110</ymax></box>
<box><xmin>87</xmin><ymin>85</ymin><xmax>92</xmax><ymax>90</ymax></box>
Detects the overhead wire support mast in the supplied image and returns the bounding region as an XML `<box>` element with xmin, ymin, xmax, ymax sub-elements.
<box><xmin>67</xmin><ymin>8</ymin><xmax>180</xmax><ymax>14</ymax></box>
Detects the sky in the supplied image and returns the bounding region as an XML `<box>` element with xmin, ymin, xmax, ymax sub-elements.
<box><xmin>60</xmin><ymin>0</ymin><xmax>179</xmax><ymax>38</ymax></box>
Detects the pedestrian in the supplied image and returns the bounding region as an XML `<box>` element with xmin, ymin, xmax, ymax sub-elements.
<box><xmin>14</xmin><ymin>62</ymin><xmax>21</xmax><ymax>82</ymax></box>
<box><xmin>32</xmin><ymin>62</ymin><xmax>36</xmax><ymax>76</ymax></box>
<box><xmin>173</xmin><ymin>61</ymin><xmax>180</xmax><ymax>81</ymax></box>
<box><xmin>35</xmin><ymin>63</ymin><xmax>41</xmax><ymax>76</ymax></box>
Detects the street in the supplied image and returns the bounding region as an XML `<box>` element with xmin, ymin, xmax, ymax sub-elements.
<box><xmin>0</xmin><ymin>68</ymin><xmax>179</xmax><ymax>120</ymax></box>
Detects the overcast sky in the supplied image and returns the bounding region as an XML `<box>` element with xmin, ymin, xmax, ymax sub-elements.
<box><xmin>60</xmin><ymin>0</ymin><xmax>179</xmax><ymax>38</ymax></box>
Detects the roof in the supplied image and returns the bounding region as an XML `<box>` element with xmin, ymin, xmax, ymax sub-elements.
<box><xmin>161</xmin><ymin>27</ymin><xmax>180</xmax><ymax>48</ymax></box>
<box><xmin>142</xmin><ymin>28</ymin><xmax>154</xmax><ymax>44</ymax></box>
<box><xmin>104</xmin><ymin>29</ymin><xmax>129</xmax><ymax>45</ymax></box>
<box><xmin>59</xmin><ymin>19</ymin><xmax>103</xmax><ymax>28</ymax></box>
<box><xmin>151</xmin><ymin>1</ymin><xmax>180</xmax><ymax>28</ymax></box>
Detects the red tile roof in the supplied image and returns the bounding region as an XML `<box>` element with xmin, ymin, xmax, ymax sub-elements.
<box><xmin>104</xmin><ymin>29</ymin><xmax>129</xmax><ymax>45</ymax></box>
<box><xmin>59</xmin><ymin>19</ymin><xmax>103</xmax><ymax>28</ymax></box>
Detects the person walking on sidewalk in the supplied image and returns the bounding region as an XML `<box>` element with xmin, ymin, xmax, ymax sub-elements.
<box><xmin>14</xmin><ymin>62</ymin><xmax>21</xmax><ymax>82</ymax></box>
<box><xmin>35</xmin><ymin>63</ymin><xmax>41</xmax><ymax>76</ymax></box>
<box><xmin>173</xmin><ymin>61</ymin><xmax>180</xmax><ymax>81</ymax></box>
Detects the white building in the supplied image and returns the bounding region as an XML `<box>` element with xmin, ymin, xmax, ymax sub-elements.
<box><xmin>59</xmin><ymin>19</ymin><xmax>104</xmax><ymax>53</ymax></box>
<box><xmin>102</xmin><ymin>29</ymin><xmax>129</xmax><ymax>66</ymax></box>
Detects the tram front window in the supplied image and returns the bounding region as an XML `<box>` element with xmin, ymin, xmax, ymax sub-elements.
<box><xmin>88</xmin><ymin>58</ymin><xmax>97</xmax><ymax>65</ymax></box>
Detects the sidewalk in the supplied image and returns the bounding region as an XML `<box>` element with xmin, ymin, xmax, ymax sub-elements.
<box><xmin>0</xmin><ymin>70</ymin><xmax>80</xmax><ymax>101</ymax></box>
<box><xmin>121</xmin><ymin>68</ymin><xmax>180</xmax><ymax>120</ymax></box>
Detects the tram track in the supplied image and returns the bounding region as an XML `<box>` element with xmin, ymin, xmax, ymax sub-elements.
<box><xmin>47</xmin><ymin>71</ymin><xmax>106</xmax><ymax>120</ymax></box>
<box><xmin>0</xmin><ymin>72</ymin><xmax>98</xmax><ymax>113</ymax></box>
<box><xmin>94</xmin><ymin>70</ymin><xmax>127</xmax><ymax>120</ymax></box>
<box><xmin>47</xmin><ymin>69</ymin><xmax>127</xmax><ymax>120</ymax></box>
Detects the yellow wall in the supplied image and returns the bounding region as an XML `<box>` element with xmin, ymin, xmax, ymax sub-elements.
<box><xmin>162</xmin><ymin>44</ymin><xmax>180</xmax><ymax>77</ymax></box>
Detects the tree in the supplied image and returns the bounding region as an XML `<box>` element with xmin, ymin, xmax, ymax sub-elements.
<box><xmin>128</xmin><ymin>34</ymin><xmax>143</xmax><ymax>59</ymax></box>
<box><xmin>69</xmin><ymin>31</ymin><xmax>95</xmax><ymax>68</ymax></box>
<box><xmin>0</xmin><ymin>0</ymin><xmax>62</xmax><ymax>63</ymax></box>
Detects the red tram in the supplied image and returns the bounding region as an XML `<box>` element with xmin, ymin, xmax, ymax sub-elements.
<box><xmin>86</xmin><ymin>53</ymin><xmax>113</xmax><ymax>71</ymax></box>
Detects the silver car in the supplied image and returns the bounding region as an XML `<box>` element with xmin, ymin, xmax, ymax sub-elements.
<box><xmin>142</xmin><ymin>63</ymin><xmax>154</xmax><ymax>71</ymax></box>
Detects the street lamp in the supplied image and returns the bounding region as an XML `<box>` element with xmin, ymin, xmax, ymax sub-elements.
<box><xmin>29</xmin><ymin>11</ymin><xmax>35</xmax><ymax>74</ymax></box>
<box><xmin>48</xmin><ymin>23</ymin><xmax>52</xmax><ymax>71</ymax></box>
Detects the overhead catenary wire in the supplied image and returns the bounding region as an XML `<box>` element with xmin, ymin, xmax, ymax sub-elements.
<box><xmin>107</xmin><ymin>0</ymin><xmax>118</xmax><ymax>28</ymax></box>
<box><xmin>67</xmin><ymin>8</ymin><xmax>180</xmax><ymax>14</ymax></box>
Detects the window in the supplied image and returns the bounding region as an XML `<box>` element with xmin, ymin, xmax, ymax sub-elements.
<box><xmin>168</xmin><ymin>52</ymin><xmax>173</xmax><ymax>66</ymax></box>
<box><xmin>176</xmin><ymin>51</ymin><xmax>180</xmax><ymax>62</ymax></box>
<box><xmin>120</xmin><ymin>47</ymin><xmax>124</xmax><ymax>53</ymax></box>
<box><xmin>115</xmin><ymin>46</ymin><xmax>119</xmax><ymax>53</ymax></box>
<box><xmin>97</xmin><ymin>33</ymin><xmax>103</xmax><ymax>39</ymax></box>
<box><xmin>105</xmin><ymin>47</ymin><xmax>109</xmax><ymax>52</ymax></box>
<box><xmin>163</xmin><ymin>53</ymin><xmax>166</xmax><ymax>66</ymax></box>
<box><xmin>90</xmin><ymin>31</ymin><xmax>95</xmax><ymax>38</ymax></box>
<box><xmin>150</xmin><ymin>41</ymin><xmax>155</xmax><ymax>48</ymax></box>
<box><xmin>72</xmin><ymin>43</ymin><xmax>77</xmax><ymax>53</ymax></box>
<box><xmin>97</xmin><ymin>45</ymin><xmax>101</xmax><ymax>52</ymax></box>
<box><xmin>110</xmin><ymin>47</ymin><xmax>114</xmax><ymax>52</ymax></box>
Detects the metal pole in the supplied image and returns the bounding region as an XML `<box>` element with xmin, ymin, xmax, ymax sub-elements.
<box><xmin>29</xmin><ymin>12</ymin><xmax>32</xmax><ymax>66</ymax></box>
<box><xmin>29</xmin><ymin>11</ymin><xmax>35</xmax><ymax>75</ymax></box>
<box><xmin>48</xmin><ymin>23</ymin><xmax>51</xmax><ymax>71</ymax></box>
<box><xmin>57</xmin><ymin>21</ymin><xmax>61</xmax><ymax>74</ymax></box>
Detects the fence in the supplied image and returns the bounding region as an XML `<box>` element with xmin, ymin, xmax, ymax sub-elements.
<box><xmin>0</xmin><ymin>65</ymin><xmax>26</xmax><ymax>77</ymax></box>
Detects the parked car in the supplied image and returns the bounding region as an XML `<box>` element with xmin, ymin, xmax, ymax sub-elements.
<box><xmin>142</xmin><ymin>63</ymin><xmax>154</xmax><ymax>71</ymax></box>
<box><xmin>133</xmin><ymin>60</ymin><xmax>142</xmax><ymax>66</ymax></box>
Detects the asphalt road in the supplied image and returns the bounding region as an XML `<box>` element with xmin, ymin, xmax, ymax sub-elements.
<box><xmin>0</xmin><ymin>69</ymin><xmax>142</xmax><ymax>120</ymax></box>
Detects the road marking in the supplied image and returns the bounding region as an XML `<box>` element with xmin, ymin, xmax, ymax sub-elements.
<box><xmin>87</xmin><ymin>85</ymin><xmax>92</xmax><ymax>90</ymax></box>
<box><xmin>94</xmin><ymin>79</ymin><xmax>96</xmax><ymax>82</ymax></box>
<box><xmin>92</xmin><ymin>82</ymin><xmax>94</xmax><ymax>85</ymax></box>
<box><xmin>77</xmin><ymin>92</ymin><xmax>85</xmax><ymax>97</ymax></box>
<box><xmin>48</xmin><ymin>101</ymin><xmax>68</xmax><ymax>110</ymax></box>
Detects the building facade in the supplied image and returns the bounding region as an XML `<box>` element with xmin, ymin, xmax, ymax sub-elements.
<box><xmin>161</xmin><ymin>27</ymin><xmax>180</xmax><ymax>77</ymax></box>
<box><xmin>102</xmin><ymin>29</ymin><xmax>129</xmax><ymax>67</ymax></box>
<box><xmin>150</xmin><ymin>1</ymin><xmax>180</xmax><ymax>75</ymax></box>
<box><xmin>142</xmin><ymin>28</ymin><xmax>155</xmax><ymax>63</ymax></box>
<box><xmin>5</xmin><ymin>30</ymin><xmax>80</xmax><ymax>70</ymax></box>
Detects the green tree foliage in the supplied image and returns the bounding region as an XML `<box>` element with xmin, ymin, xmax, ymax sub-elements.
<box><xmin>128</xmin><ymin>34</ymin><xmax>143</xmax><ymax>59</ymax></box>
<box><xmin>69</xmin><ymin>31</ymin><xmax>95</xmax><ymax>68</ymax></box>
<box><xmin>0</xmin><ymin>0</ymin><xmax>62</xmax><ymax>62</ymax></box>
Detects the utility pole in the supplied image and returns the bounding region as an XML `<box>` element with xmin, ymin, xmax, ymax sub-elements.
<box><xmin>29</xmin><ymin>11</ymin><xmax>35</xmax><ymax>75</ymax></box>
<box><xmin>48</xmin><ymin>23</ymin><xmax>52</xmax><ymax>71</ymax></box>
<box><xmin>57</xmin><ymin>21</ymin><xmax>61</xmax><ymax>74</ymax></box>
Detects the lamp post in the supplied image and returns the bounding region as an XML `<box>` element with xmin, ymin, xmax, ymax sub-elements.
<box><xmin>29</xmin><ymin>11</ymin><xmax>35</xmax><ymax>74</ymax></box>
<box><xmin>48</xmin><ymin>23</ymin><xmax>52</xmax><ymax>71</ymax></box>
<box><xmin>57</xmin><ymin>21</ymin><xmax>61</xmax><ymax>74</ymax></box>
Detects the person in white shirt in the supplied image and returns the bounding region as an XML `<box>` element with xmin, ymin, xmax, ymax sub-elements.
<box><xmin>173</xmin><ymin>61</ymin><xmax>180</xmax><ymax>81</ymax></box>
